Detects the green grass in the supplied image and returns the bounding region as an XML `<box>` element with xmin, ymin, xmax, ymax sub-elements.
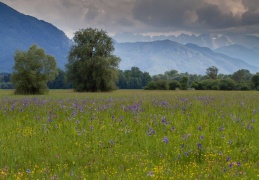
<box><xmin>0</xmin><ymin>90</ymin><xmax>258</xmax><ymax>179</ymax></box>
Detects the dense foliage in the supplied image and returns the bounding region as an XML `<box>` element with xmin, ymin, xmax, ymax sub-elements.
<box><xmin>47</xmin><ymin>69</ymin><xmax>72</xmax><ymax>89</ymax></box>
<box><xmin>66</xmin><ymin>28</ymin><xmax>121</xmax><ymax>92</ymax></box>
<box><xmin>117</xmin><ymin>67</ymin><xmax>152</xmax><ymax>89</ymax></box>
<box><xmin>0</xmin><ymin>73</ymin><xmax>13</xmax><ymax>89</ymax></box>
<box><xmin>11</xmin><ymin>45</ymin><xmax>58</xmax><ymax>94</ymax></box>
<box><xmin>144</xmin><ymin>67</ymin><xmax>259</xmax><ymax>91</ymax></box>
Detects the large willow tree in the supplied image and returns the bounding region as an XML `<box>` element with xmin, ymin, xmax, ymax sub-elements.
<box><xmin>11</xmin><ymin>45</ymin><xmax>58</xmax><ymax>94</ymax></box>
<box><xmin>66</xmin><ymin>28</ymin><xmax>121</xmax><ymax>92</ymax></box>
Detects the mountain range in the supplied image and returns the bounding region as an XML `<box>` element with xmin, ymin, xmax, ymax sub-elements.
<box><xmin>1</xmin><ymin>2</ymin><xmax>259</xmax><ymax>75</ymax></box>
<box><xmin>114</xmin><ymin>40</ymin><xmax>259</xmax><ymax>75</ymax></box>
<box><xmin>0</xmin><ymin>2</ymin><xmax>71</xmax><ymax>73</ymax></box>
<box><xmin>113</xmin><ymin>32</ymin><xmax>259</xmax><ymax>50</ymax></box>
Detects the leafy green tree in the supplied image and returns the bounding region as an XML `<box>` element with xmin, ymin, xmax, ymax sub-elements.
<box><xmin>48</xmin><ymin>69</ymin><xmax>72</xmax><ymax>89</ymax></box>
<box><xmin>188</xmin><ymin>74</ymin><xmax>203</xmax><ymax>86</ymax></box>
<box><xmin>118</xmin><ymin>70</ymin><xmax>128</xmax><ymax>89</ymax></box>
<box><xmin>180</xmin><ymin>76</ymin><xmax>189</xmax><ymax>90</ymax></box>
<box><xmin>0</xmin><ymin>73</ymin><xmax>14</xmax><ymax>89</ymax></box>
<box><xmin>164</xmin><ymin>70</ymin><xmax>179</xmax><ymax>80</ymax></box>
<box><xmin>144</xmin><ymin>81</ymin><xmax>158</xmax><ymax>90</ymax></box>
<box><xmin>231</xmin><ymin>69</ymin><xmax>252</xmax><ymax>83</ymax></box>
<box><xmin>144</xmin><ymin>80</ymin><xmax>169</xmax><ymax>90</ymax></box>
<box><xmin>219</xmin><ymin>78</ymin><xmax>236</xmax><ymax>90</ymax></box>
<box><xmin>117</xmin><ymin>67</ymin><xmax>152</xmax><ymax>89</ymax></box>
<box><xmin>251</xmin><ymin>73</ymin><xmax>259</xmax><ymax>90</ymax></box>
<box><xmin>156</xmin><ymin>80</ymin><xmax>169</xmax><ymax>90</ymax></box>
<box><xmin>191</xmin><ymin>81</ymin><xmax>203</xmax><ymax>90</ymax></box>
<box><xmin>127</xmin><ymin>67</ymin><xmax>143</xmax><ymax>88</ymax></box>
<box><xmin>142</xmin><ymin>72</ymin><xmax>152</xmax><ymax>87</ymax></box>
<box><xmin>128</xmin><ymin>77</ymin><xmax>142</xmax><ymax>89</ymax></box>
<box><xmin>201</xmin><ymin>79</ymin><xmax>220</xmax><ymax>90</ymax></box>
<box><xmin>66</xmin><ymin>28</ymin><xmax>120</xmax><ymax>92</ymax></box>
<box><xmin>206</xmin><ymin>66</ymin><xmax>218</xmax><ymax>79</ymax></box>
<box><xmin>169</xmin><ymin>80</ymin><xmax>181</xmax><ymax>90</ymax></box>
<box><xmin>230</xmin><ymin>69</ymin><xmax>252</xmax><ymax>90</ymax></box>
<box><xmin>11</xmin><ymin>45</ymin><xmax>58</xmax><ymax>94</ymax></box>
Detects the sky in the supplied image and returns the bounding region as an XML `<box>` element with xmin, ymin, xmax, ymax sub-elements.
<box><xmin>2</xmin><ymin>0</ymin><xmax>259</xmax><ymax>38</ymax></box>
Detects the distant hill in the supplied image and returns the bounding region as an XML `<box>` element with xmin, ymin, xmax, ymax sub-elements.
<box><xmin>114</xmin><ymin>40</ymin><xmax>259</xmax><ymax>75</ymax></box>
<box><xmin>215</xmin><ymin>44</ymin><xmax>259</xmax><ymax>68</ymax></box>
<box><xmin>0</xmin><ymin>2</ymin><xmax>71</xmax><ymax>73</ymax></box>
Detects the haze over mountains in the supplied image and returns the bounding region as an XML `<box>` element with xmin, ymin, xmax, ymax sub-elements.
<box><xmin>1</xmin><ymin>2</ymin><xmax>259</xmax><ymax>75</ymax></box>
<box><xmin>114</xmin><ymin>40</ymin><xmax>259</xmax><ymax>75</ymax></box>
<box><xmin>113</xmin><ymin>32</ymin><xmax>259</xmax><ymax>50</ymax></box>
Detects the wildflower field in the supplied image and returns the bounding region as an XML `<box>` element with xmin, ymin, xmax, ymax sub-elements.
<box><xmin>0</xmin><ymin>89</ymin><xmax>258</xmax><ymax>179</ymax></box>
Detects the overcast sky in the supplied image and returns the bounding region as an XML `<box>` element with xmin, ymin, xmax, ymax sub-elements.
<box><xmin>2</xmin><ymin>0</ymin><xmax>259</xmax><ymax>38</ymax></box>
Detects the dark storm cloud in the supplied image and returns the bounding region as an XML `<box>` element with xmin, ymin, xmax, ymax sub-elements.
<box><xmin>132</xmin><ymin>0</ymin><xmax>202</xmax><ymax>27</ymax></box>
<box><xmin>2</xmin><ymin>0</ymin><xmax>259</xmax><ymax>37</ymax></box>
<box><xmin>242</xmin><ymin>11</ymin><xmax>259</xmax><ymax>25</ymax></box>
<box><xmin>241</xmin><ymin>0</ymin><xmax>259</xmax><ymax>25</ymax></box>
<box><xmin>132</xmin><ymin>0</ymin><xmax>259</xmax><ymax>33</ymax></box>
<box><xmin>242</xmin><ymin>0</ymin><xmax>259</xmax><ymax>10</ymax></box>
<box><xmin>116</xmin><ymin>18</ymin><xmax>134</xmax><ymax>26</ymax></box>
<box><xmin>132</xmin><ymin>0</ymin><xmax>244</xmax><ymax>31</ymax></box>
<box><xmin>196</xmin><ymin>4</ymin><xmax>238</xmax><ymax>28</ymax></box>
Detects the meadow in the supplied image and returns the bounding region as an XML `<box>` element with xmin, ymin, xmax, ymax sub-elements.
<box><xmin>0</xmin><ymin>89</ymin><xmax>258</xmax><ymax>179</ymax></box>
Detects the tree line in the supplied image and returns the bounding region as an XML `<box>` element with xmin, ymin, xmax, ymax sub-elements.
<box><xmin>3</xmin><ymin>28</ymin><xmax>259</xmax><ymax>94</ymax></box>
<box><xmin>3</xmin><ymin>64</ymin><xmax>259</xmax><ymax>91</ymax></box>
<box><xmin>47</xmin><ymin>66</ymin><xmax>259</xmax><ymax>91</ymax></box>
<box><xmin>144</xmin><ymin>67</ymin><xmax>259</xmax><ymax>91</ymax></box>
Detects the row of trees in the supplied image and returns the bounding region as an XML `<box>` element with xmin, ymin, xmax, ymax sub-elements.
<box><xmin>144</xmin><ymin>67</ymin><xmax>259</xmax><ymax>91</ymax></box>
<box><xmin>6</xmin><ymin>59</ymin><xmax>259</xmax><ymax>92</ymax></box>
<box><xmin>5</xmin><ymin>27</ymin><xmax>259</xmax><ymax>94</ymax></box>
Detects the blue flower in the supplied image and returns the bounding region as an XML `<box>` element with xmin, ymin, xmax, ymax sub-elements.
<box><xmin>163</xmin><ymin>136</ymin><xmax>169</xmax><ymax>143</ymax></box>
<box><xmin>147</xmin><ymin>171</ymin><xmax>153</xmax><ymax>176</ymax></box>
<box><xmin>197</xmin><ymin>143</ymin><xmax>202</xmax><ymax>149</ymax></box>
<box><xmin>161</xmin><ymin>117</ymin><xmax>168</xmax><ymax>125</ymax></box>
<box><xmin>110</xmin><ymin>140</ymin><xmax>114</xmax><ymax>145</ymax></box>
<box><xmin>200</xmin><ymin>135</ymin><xmax>204</xmax><ymax>140</ymax></box>
<box><xmin>229</xmin><ymin>163</ymin><xmax>233</xmax><ymax>168</ymax></box>
<box><xmin>147</xmin><ymin>128</ymin><xmax>156</xmax><ymax>136</ymax></box>
<box><xmin>226</xmin><ymin>156</ymin><xmax>231</xmax><ymax>162</ymax></box>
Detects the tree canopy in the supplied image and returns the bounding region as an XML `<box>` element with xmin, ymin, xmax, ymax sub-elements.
<box><xmin>66</xmin><ymin>28</ymin><xmax>121</xmax><ymax>92</ymax></box>
<box><xmin>117</xmin><ymin>67</ymin><xmax>152</xmax><ymax>89</ymax></box>
<box><xmin>47</xmin><ymin>69</ymin><xmax>72</xmax><ymax>89</ymax></box>
<box><xmin>11</xmin><ymin>44</ymin><xmax>58</xmax><ymax>94</ymax></box>
<box><xmin>206</xmin><ymin>66</ymin><xmax>218</xmax><ymax>79</ymax></box>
